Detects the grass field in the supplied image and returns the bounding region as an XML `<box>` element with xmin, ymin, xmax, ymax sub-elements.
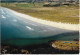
<box><xmin>1</xmin><ymin>3</ymin><xmax>79</xmax><ymax>24</ymax></box>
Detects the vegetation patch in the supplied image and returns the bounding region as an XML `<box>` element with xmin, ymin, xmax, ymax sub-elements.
<box><xmin>51</xmin><ymin>41</ymin><xmax>79</xmax><ymax>51</ymax></box>
<box><xmin>1</xmin><ymin>3</ymin><xmax>79</xmax><ymax>24</ymax></box>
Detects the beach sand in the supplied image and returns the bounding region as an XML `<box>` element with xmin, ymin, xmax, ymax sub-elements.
<box><xmin>5</xmin><ymin>8</ymin><xmax>79</xmax><ymax>31</ymax></box>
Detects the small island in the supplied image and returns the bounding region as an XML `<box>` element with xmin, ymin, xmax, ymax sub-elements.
<box><xmin>51</xmin><ymin>41</ymin><xmax>79</xmax><ymax>51</ymax></box>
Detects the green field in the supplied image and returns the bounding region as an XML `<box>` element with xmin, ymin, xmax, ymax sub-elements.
<box><xmin>1</xmin><ymin>3</ymin><xmax>79</xmax><ymax>24</ymax></box>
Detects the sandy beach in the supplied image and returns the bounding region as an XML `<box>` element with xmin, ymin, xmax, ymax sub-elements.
<box><xmin>5</xmin><ymin>8</ymin><xmax>79</xmax><ymax>31</ymax></box>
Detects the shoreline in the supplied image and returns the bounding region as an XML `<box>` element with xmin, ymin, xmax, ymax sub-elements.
<box><xmin>4</xmin><ymin>7</ymin><xmax>79</xmax><ymax>31</ymax></box>
<box><xmin>1</xmin><ymin>40</ymin><xmax>79</xmax><ymax>54</ymax></box>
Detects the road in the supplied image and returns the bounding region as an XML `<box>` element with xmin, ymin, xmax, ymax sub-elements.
<box><xmin>1</xmin><ymin>7</ymin><xmax>74</xmax><ymax>40</ymax></box>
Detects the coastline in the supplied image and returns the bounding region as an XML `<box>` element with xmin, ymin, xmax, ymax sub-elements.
<box><xmin>1</xmin><ymin>40</ymin><xmax>79</xmax><ymax>54</ymax></box>
<box><xmin>4</xmin><ymin>7</ymin><xmax>79</xmax><ymax>31</ymax></box>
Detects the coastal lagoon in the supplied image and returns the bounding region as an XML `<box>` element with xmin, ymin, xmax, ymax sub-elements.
<box><xmin>1</xmin><ymin>8</ymin><xmax>79</xmax><ymax>46</ymax></box>
<box><xmin>1</xmin><ymin>30</ymin><xmax>79</xmax><ymax>46</ymax></box>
